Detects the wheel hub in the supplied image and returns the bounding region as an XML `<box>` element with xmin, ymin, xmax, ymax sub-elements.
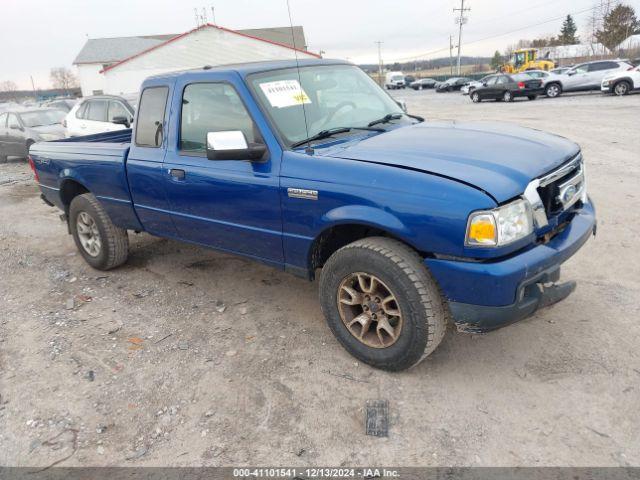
<box><xmin>76</xmin><ymin>211</ymin><xmax>101</xmax><ymax>257</ymax></box>
<box><xmin>337</xmin><ymin>272</ymin><xmax>403</xmax><ymax>349</ymax></box>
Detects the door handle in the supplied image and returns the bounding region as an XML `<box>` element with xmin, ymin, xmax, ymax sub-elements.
<box><xmin>169</xmin><ymin>168</ymin><xmax>185</xmax><ymax>180</ymax></box>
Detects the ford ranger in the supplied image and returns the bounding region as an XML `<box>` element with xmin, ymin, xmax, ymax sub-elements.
<box><xmin>29</xmin><ymin>59</ymin><xmax>596</xmax><ymax>371</ymax></box>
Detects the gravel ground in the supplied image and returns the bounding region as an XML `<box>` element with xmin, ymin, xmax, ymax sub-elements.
<box><xmin>1</xmin><ymin>89</ymin><xmax>639</xmax><ymax>467</ymax></box>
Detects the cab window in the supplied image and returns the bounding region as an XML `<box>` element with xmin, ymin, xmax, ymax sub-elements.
<box><xmin>135</xmin><ymin>87</ymin><xmax>169</xmax><ymax>148</ymax></box>
<box><xmin>180</xmin><ymin>83</ymin><xmax>260</xmax><ymax>153</ymax></box>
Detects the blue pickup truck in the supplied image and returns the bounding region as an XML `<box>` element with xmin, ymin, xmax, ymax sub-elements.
<box><xmin>29</xmin><ymin>59</ymin><xmax>596</xmax><ymax>370</ymax></box>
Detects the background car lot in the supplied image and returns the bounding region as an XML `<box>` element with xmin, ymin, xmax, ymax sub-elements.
<box><xmin>1</xmin><ymin>89</ymin><xmax>639</xmax><ymax>467</ymax></box>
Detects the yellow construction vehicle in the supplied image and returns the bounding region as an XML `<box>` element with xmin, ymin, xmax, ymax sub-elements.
<box><xmin>501</xmin><ymin>48</ymin><xmax>555</xmax><ymax>73</ymax></box>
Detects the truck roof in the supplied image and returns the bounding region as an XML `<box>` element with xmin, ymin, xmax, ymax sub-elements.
<box><xmin>145</xmin><ymin>58</ymin><xmax>350</xmax><ymax>82</ymax></box>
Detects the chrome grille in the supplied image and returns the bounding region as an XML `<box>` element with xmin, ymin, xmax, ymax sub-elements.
<box><xmin>524</xmin><ymin>154</ymin><xmax>585</xmax><ymax>229</ymax></box>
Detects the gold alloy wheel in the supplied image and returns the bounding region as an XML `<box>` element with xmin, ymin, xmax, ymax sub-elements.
<box><xmin>337</xmin><ymin>272</ymin><xmax>403</xmax><ymax>348</ymax></box>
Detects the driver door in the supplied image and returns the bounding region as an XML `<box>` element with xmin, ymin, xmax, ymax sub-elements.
<box><xmin>162</xmin><ymin>79</ymin><xmax>284</xmax><ymax>265</ymax></box>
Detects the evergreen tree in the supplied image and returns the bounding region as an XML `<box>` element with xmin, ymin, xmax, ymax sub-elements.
<box><xmin>596</xmin><ymin>4</ymin><xmax>640</xmax><ymax>51</ymax></box>
<box><xmin>559</xmin><ymin>15</ymin><xmax>579</xmax><ymax>44</ymax></box>
<box><xmin>490</xmin><ymin>50</ymin><xmax>503</xmax><ymax>70</ymax></box>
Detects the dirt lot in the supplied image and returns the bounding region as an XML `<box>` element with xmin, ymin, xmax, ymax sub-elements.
<box><xmin>1</xmin><ymin>90</ymin><xmax>639</xmax><ymax>468</ymax></box>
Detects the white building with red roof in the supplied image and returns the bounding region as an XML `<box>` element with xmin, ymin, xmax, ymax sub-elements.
<box><xmin>73</xmin><ymin>24</ymin><xmax>318</xmax><ymax>96</ymax></box>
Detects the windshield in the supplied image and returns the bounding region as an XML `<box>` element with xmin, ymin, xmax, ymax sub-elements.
<box><xmin>20</xmin><ymin>110</ymin><xmax>65</xmax><ymax>127</ymax></box>
<box><xmin>248</xmin><ymin>64</ymin><xmax>408</xmax><ymax>147</ymax></box>
<box><xmin>391</xmin><ymin>75</ymin><xmax>404</xmax><ymax>81</ymax></box>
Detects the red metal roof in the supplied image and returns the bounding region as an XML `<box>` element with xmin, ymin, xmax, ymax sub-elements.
<box><xmin>100</xmin><ymin>23</ymin><xmax>321</xmax><ymax>74</ymax></box>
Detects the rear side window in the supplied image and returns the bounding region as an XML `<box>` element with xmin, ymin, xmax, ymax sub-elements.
<box><xmin>86</xmin><ymin>100</ymin><xmax>108</xmax><ymax>122</ymax></box>
<box><xmin>76</xmin><ymin>102</ymin><xmax>88</xmax><ymax>119</ymax></box>
<box><xmin>7</xmin><ymin>114</ymin><xmax>20</xmax><ymax>129</ymax></box>
<box><xmin>135</xmin><ymin>87</ymin><xmax>169</xmax><ymax>148</ymax></box>
<box><xmin>588</xmin><ymin>62</ymin><xmax>608</xmax><ymax>72</ymax></box>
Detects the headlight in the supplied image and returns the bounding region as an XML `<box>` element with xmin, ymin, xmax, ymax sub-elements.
<box><xmin>466</xmin><ymin>199</ymin><xmax>533</xmax><ymax>247</ymax></box>
<box><xmin>38</xmin><ymin>133</ymin><xmax>62</xmax><ymax>141</ymax></box>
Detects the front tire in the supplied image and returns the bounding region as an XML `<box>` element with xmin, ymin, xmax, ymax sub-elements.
<box><xmin>503</xmin><ymin>90</ymin><xmax>514</xmax><ymax>102</ymax></box>
<box><xmin>319</xmin><ymin>237</ymin><xmax>448</xmax><ymax>371</ymax></box>
<box><xmin>69</xmin><ymin>193</ymin><xmax>129</xmax><ymax>270</ymax></box>
<box><xmin>471</xmin><ymin>91</ymin><xmax>481</xmax><ymax>103</ymax></box>
<box><xmin>614</xmin><ymin>81</ymin><xmax>630</xmax><ymax>96</ymax></box>
<box><xmin>545</xmin><ymin>83</ymin><xmax>562</xmax><ymax>98</ymax></box>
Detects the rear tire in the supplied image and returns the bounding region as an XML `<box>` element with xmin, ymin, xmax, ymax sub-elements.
<box><xmin>69</xmin><ymin>193</ymin><xmax>129</xmax><ymax>270</ymax></box>
<box><xmin>613</xmin><ymin>81</ymin><xmax>630</xmax><ymax>96</ymax></box>
<box><xmin>319</xmin><ymin>237</ymin><xmax>448</xmax><ymax>371</ymax></box>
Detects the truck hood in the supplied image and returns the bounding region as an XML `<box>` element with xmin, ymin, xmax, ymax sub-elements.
<box><xmin>321</xmin><ymin>121</ymin><xmax>580</xmax><ymax>202</ymax></box>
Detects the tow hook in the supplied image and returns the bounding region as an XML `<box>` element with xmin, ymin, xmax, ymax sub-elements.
<box><xmin>538</xmin><ymin>280</ymin><xmax>577</xmax><ymax>309</ymax></box>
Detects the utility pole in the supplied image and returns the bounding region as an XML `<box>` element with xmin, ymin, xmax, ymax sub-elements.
<box><xmin>30</xmin><ymin>75</ymin><xmax>37</xmax><ymax>100</ymax></box>
<box><xmin>375</xmin><ymin>41</ymin><xmax>384</xmax><ymax>87</ymax></box>
<box><xmin>453</xmin><ymin>0</ymin><xmax>470</xmax><ymax>75</ymax></box>
<box><xmin>449</xmin><ymin>35</ymin><xmax>454</xmax><ymax>75</ymax></box>
<box><xmin>210</xmin><ymin>7</ymin><xmax>216</xmax><ymax>24</ymax></box>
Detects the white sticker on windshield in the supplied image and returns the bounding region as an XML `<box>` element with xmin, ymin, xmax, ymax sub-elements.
<box><xmin>259</xmin><ymin>79</ymin><xmax>311</xmax><ymax>108</ymax></box>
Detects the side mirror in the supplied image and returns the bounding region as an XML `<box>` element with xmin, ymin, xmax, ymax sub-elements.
<box><xmin>112</xmin><ymin>116</ymin><xmax>130</xmax><ymax>128</ymax></box>
<box><xmin>396</xmin><ymin>100</ymin><xmax>407</xmax><ymax>112</ymax></box>
<box><xmin>482</xmin><ymin>82</ymin><xmax>488</xmax><ymax>86</ymax></box>
<box><xmin>567</xmin><ymin>70</ymin><xmax>576</xmax><ymax>76</ymax></box>
<box><xmin>206</xmin><ymin>131</ymin><xmax>267</xmax><ymax>161</ymax></box>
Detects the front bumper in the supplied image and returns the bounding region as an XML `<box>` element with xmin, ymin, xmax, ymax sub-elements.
<box><xmin>425</xmin><ymin>199</ymin><xmax>596</xmax><ymax>333</ymax></box>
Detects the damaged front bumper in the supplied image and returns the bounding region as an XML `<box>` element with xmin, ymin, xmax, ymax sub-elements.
<box><xmin>425</xmin><ymin>199</ymin><xmax>596</xmax><ymax>333</ymax></box>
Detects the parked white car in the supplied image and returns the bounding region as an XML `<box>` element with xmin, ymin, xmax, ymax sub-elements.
<box><xmin>542</xmin><ymin>59</ymin><xmax>633</xmax><ymax>98</ymax></box>
<box><xmin>64</xmin><ymin>95</ymin><xmax>135</xmax><ymax>137</ymax></box>
<box><xmin>601</xmin><ymin>65</ymin><xmax>640</xmax><ymax>95</ymax></box>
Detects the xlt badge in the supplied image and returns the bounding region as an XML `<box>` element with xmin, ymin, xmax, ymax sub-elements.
<box><xmin>287</xmin><ymin>188</ymin><xmax>318</xmax><ymax>200</ymax></box>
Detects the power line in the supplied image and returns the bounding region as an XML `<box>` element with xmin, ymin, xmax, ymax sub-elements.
<box><xmin>394</xmin><ymin>4</ymin><xmax>600</xmax><ymax>63</ymax></box>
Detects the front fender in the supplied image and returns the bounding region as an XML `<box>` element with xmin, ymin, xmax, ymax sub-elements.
<box><xmin>322</xmin><ymin>205</ymin><xmax>410</xmax><ymax>237</ymax></box>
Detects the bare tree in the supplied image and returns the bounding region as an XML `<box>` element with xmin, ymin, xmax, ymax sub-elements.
<box><xmin>50</xmin><ymin>67</ymin><xmax>78</xmax><ymax>93</ymax></box>
<box><xmin>0</xmin><ymin>80</ymin><xmax>19</xmax><ymax>101</ymax></box>
<box><xmin>0</xmin><ymin>80</ymin><xmax>18</xmax><ymax>93</ymax></box>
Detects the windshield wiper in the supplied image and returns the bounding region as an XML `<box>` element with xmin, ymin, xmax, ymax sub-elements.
<box><xmin>367</xmin><ymin>113</ymin><xmax>403</xmax><ymax>127</ymax></box>
<box><xmin>291</xmin><ymin>126</ymin><xmax>384</xmax><ymax>149</ymax></box>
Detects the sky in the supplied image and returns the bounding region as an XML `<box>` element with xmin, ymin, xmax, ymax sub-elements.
<box><xmin>2</xmin><ymin>0</ymin><xmax>639</xmax><ymax>89</ymax></box>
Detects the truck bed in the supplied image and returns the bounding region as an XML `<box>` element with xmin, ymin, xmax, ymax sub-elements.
<box><xmin>30</xmin><ymin>129</ymin><xmax>142</xmax><ymax>231</ymax></box>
